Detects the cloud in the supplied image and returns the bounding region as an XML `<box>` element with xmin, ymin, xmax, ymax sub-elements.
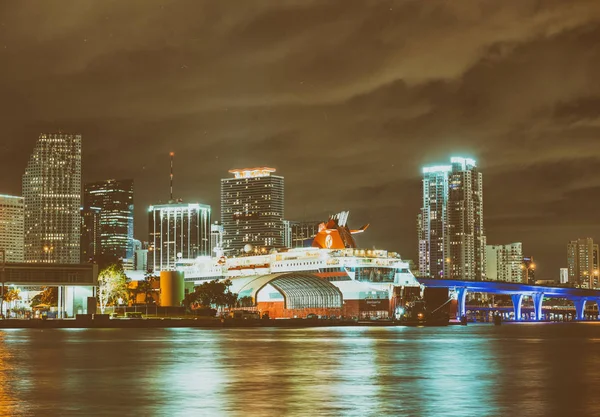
<box><xmin>1</xmin><ymin>1</ymin><xmax>600</xmax><ymax>276</ymax></box>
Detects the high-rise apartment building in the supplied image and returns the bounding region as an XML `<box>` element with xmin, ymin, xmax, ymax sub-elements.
<box><xmin>221</xmin><ymin>167</ymin><xmax>284</xmax><ymax>252</ymax></box>
<box><xmin>80</xmin><ymin>206</ymin><xmax>101</xmax><ymax>262</ymax></box>
<box><xmin>418</xmin><ymin>157</ymin><xmax>486</xmax><ymax>280</ymax></box>
<box><xmin>83</xmin><ymin>179</ymin><xmax>134</xmax><ymax>260</ymax></box>
<box><xmin>23</xmin><ymin>133</ymin><xmax>82</xmax><ymax>263</ymax></box>
<box><xmin>418</xmin><ymin>165</ymin><xmax>451</xmax><ymax>278</ymax></box>
<box><xmin>486</xmin><ymin>243</ymin><xmax>523</xmax><ymax>283</ymax></box>
<box><xmin>0</xmin><ymin>194</ymin><xmax>24</xmax><ymax>262</ymax></box>
<box><xmin>567</xmin><ymin>238</ymin><xmax>599</xmax><ymax>288</ymax></box>
<box><xmin>148</xmin><ymin>202</ymin><xmax>211</xmax><ymax>272</ymax></box>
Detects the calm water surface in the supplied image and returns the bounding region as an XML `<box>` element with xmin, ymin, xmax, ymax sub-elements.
<box><xmin>0</xmin><ymin>323</ymin><xmax>598</xmax><ymax>416</ymax></box>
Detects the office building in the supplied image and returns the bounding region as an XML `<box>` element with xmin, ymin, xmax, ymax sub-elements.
<box><xmin>0</xmin><ymin>194</ymin><xmax>24</xmax><ymax>262</ymax></box>
<box><xmin>80</xmin><ymin>206</ymin><xmax>101</xmax><ymax>262</ymax></box>
<box><xmin>148</xmin><ymin>202</ymin><xmax>211</xmax><ymax>272</ymax></box>
<box><xmin>560</xmin><ymin>268</ymin><xmax>569</xmax><ymax>284</ymax></box>
<box><xmin>522</xmin><ymin>256</ymin><xmax>536</xmax><ymax>285</ymax></box>
<box><xmin>210</xmin><ymin>222</ymin><xmax>224</xmax><ymax>256</ymax></box>
<box><xmin>221</xmin><ymin>167</ymin><xmax>284</xmax><ymax>252</ymax></box>
<box><xmin>83</xmin><ymin>179</ymin><xmax>134</xmax><ymax>260</ymax></box>
<box><xmin>418</xmin><ymin>157</ymin><xmax>486</xmax><ymax>280</ymax></box>
<box><xmin>567</xmin><ymin>238</ymin><xmax>599</xmax><ymax>288</ymax></box>
<box><xmin>486</xmin><ymin>243</ymin><xmax>523</xmax><ymax>283</ymax></box>
<box><xmin>23</xmin><ymin>133</ymin><xmax>82</xmax><ymax>263</ymax></box>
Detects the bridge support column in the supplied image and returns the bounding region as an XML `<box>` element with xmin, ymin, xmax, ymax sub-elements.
<box><xmin>532</xmin><ymin>293</ymin><xmax>544</xmax><ymax>321</ymax></box>
<box><xmin>457</xmin><ymin>287</ymin><xmax>467</xmax><ymax>319</ymax></box>
<box><xmin>511</xmin><ymin>294</ymin><xmax>524</xmax><ymax>321</ymax></box>
<box><xmin>573</xmin><ymin>298</ymin><xmax>587</xmax><ymax>321</ymax></box>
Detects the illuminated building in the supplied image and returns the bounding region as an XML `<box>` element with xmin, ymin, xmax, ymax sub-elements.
<box><xmin>559</xmin><ymin>267</ymin><xmax>568</xmax><ymax>284</ymax></box>
<box><xmin>80</xmin><ymin>206</ymin><xmax>101</xmax><ymax>262</ymax></box>
<box><xmin>0</xmin><ymin>194</ymin><xmax>24</xmax><ymax>262</ymax></box>
<box><xmin>522</xmin><ymin>256</ymin><xmax>536</xmax><ymax>285</ymax></box>
<box><xmin>418</xmin><ymin>157</ymin><xmax>486</xmax><ymax>280</ymax></box>
<box><xmin>83</xmin><ymin>179</ymin><xmax>134</xmax><ymax>260</ymax></box>
<box><xmin>567</xmin><ymin>238</ymin><xmax>599</xmax><ymax>288</ymax></box>
<box><xmin>23</xmin><ymin>133</ymin><xmax>82</xmax><ymax>263</ymax></box>
<box><xmin>221</xmin><ymin>167</ymin><xmax>284</xmax><ymax>252</ymax></box>
<box><xmin>418</xmin><ymin>164</ymin><xmax>451</xmax><ymax>278</ymax></box>
<box><xmin>210</xmin><ymin>221</ymin><xmax>224</xmax><ymax>255</ymax></box>
<box><xmin>179</xmin><ymin>211</ymin><xmax>418</xmax><ymax>319</ymax></box>
<box><xmin>486</xmin><ymin>243</ymin><xmax>523</xmax><ymax>283</ymax></box>
<box><xmin>148</xmin><ymin>202</ymin><xmax>211</xmax><ymax>272</ymax></box>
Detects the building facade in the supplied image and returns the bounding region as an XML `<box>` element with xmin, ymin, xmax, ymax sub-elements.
<box><xmin>567</xmin><ymin>238</ymin><xmax>599</xmax><ymax>288</ymax></box>
<box><xmin>0</xmin><ymin>194</ymin><xmax>24</xmax><ymax>263</ymax></box>
<box><xmin>418</xmin><ymin>165</ymin><xmax>451</xmax><ymax>278</ymax></box>
<box><xmin>148</xmin><ymin>202</ymin><xmax>211</xmax><ymax>272</ymax></box>
<box><xmin>23</xmin><ymin>133</ymin><xmax>82</xmax><ymax>263</ymax></box>
<box><xmin>559</xmin><ymin>267</ymin><xmax>569</xmax><ymax>284</ymax></box>
<box><xmin>418</xmin><ymin>157</ymin><xmax>486</xmax><ymax>280</ymax></box>
<box><xmin>485</xmin><ymin>243</ymin><xmax>523</xmax><ymax>283</ymax></box>
<box><xmin>522</xmin><ymin>256</ymin><xmax>536</xmax><ymax>284</ymax></box>
<box><xmin>221</xmin><ymin>167</ymin><xmax>284</xmax><ymax>253</ymax></box>
<box><xmin>80</xmin><ymin>206</ymin><xmax>101</xmax><ymax>263</ymax></box>
<box><xmin>210</xmin><ymin>222</ymin><xmax>224</xmax><ymax>256</ymax></box>
<box><xmin>83</xmin><ymin>179</ymin><xmax>134</xmax><ymax>261</ymax></box>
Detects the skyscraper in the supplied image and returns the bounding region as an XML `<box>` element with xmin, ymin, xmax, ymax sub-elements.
<box><xmin>418</xmin><ymin>157</ymin><xmax>486</xmax><ymax>280</ymax></box>
<box><xmin>23</xmin><ymin>133</ymin><xmax>82</xmax><ymax>263</ymax></box>
<box><xmin>83</xmin><ymin>179</ymin><xmax>134</xmax><ymax>261</ymax></box>
<box><xmin>148</xmin><ymin>202</ymin><xmax>211</xmax><ymax>272</ymax></box>
<box><xmin>221</xmin><ymin>167</ymin><xmax>284</xmax><ymax>252</ymax></box>
<box><xmin>486</xmin><ymin>243</ymin><xmax>523</xmax><ymax>283</ymax></box>
<box><xmin>418</xmin><ymin>165</ymin><xmax>451</xmax><ymax>278</ymax></box>
<box><xmin>0</xmin><ymin>194</ymin><xmax>24</xmax><ymax>262</ymax></box>
<box><xmin>567</xmin><ymin>238</ymin><xmax>599</xmax><ymax>288</ymax></box>
<box><xmin>80</xmin><ymin>206</ymin><xmax>101</xmax><ymax>262</ymax></box>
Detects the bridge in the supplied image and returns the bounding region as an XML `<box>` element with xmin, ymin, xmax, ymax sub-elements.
<box><xmin>416</xmin><ymin>278</ymin><xmax>600</xmax><ymax>321</ymax></box>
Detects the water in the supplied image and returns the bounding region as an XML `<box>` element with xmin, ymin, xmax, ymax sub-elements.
<box><xmin>0</xmin><ymin>323</ymin><xmax>598</xmax><ymax>416</ymax></box>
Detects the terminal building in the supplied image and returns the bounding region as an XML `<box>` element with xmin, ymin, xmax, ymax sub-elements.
<box><xmin>179</xmin><ymin>211</ymin><xmax>420</xmax><ymax>319</ymax></box>
<box><xmin>2</xmin><ymin>263</ymin><xmax>98</xmax><ymax>317</ymax></box>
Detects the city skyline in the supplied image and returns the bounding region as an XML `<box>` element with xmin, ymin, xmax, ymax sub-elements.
<box><xmin>1</xmin><ymin>2</ymin><xmax>600</xmax><ymax>276</ymax></box>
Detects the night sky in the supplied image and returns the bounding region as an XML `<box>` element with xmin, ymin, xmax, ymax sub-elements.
<box><xmin>1</xmin><ymin>1</ymin><xmax>600</xmax><ymax>277</ymax></box>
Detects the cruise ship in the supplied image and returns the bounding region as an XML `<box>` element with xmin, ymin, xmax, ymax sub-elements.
<box><xmin>178</xmin><ymin>212</ymin><xmax>420</xmax><ymax>318</ymax></box>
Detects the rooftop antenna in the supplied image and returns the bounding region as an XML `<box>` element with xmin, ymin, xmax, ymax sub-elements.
<box><xmin>170</xmin><ymin>152</ymin><xmax>174</xmax><ymax>201</ymax></box>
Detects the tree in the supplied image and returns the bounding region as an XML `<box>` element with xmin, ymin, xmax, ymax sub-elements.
<box><xmin>237</xmin><ymin>296</ymin><xmax>254</xmax><ymax>308</ymax></box>
<box><xmin>183</xmin><ymin>279</ymin><xmax>238</xmax><ymax>313</ymax></box>
<box><xmin>30</xmin><ymin>287</ymin><xmax>58</xmax><ymax>307</ymax></box>
<box><xmin>2</xmin><ymin>288</ymin><xmax>21</xmax><ymax>315</ymax></box>
<box><xmin>98</xmin><ymin>264</ymin><xmax>130</xmax><ymax>313</ymax></box>
<box><xmin>139</xmin><ymin>274</ymin><xmax>158</xmax><ymax>304</ymax></box>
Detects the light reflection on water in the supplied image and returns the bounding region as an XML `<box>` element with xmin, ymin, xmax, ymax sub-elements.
<box><xmin>0</xmin><ymin>324</ymin><xmax>598</xmax><ymax>416</ymax></box>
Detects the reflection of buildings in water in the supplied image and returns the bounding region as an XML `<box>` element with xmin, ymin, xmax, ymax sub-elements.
<box><xmin>0</xmin><ymin>332</ymin><xmax>19</xmax><ymax>415</ymax></box>
<box><xmin>412</xmin><ymin>331</ymin><xmax>499</xmax><ymax>416</ymax></box>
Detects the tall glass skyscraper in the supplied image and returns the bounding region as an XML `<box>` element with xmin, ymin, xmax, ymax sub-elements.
<box><xmin>221</xmin><ymin>167</ymin><xmax>284</xmax><ymax>252</ymax></box>
<box><xmin>418</xmin><ymin>157</ymin><xmax>486</xmax><ymax>280</ymax></box>
<box><xmin>83</xmin><ymin>179</ymin><xmax>134</xmax><ymax>261</ymax></box>
<box><xmin>23</xmin><ymin>133</ymin><xmax>82</xmax><ymax>263</ymax></box>
<box><xmin>148</xmin><ymin>202</ymin><xmax>211</xmax><ymax>272</ymax></box>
